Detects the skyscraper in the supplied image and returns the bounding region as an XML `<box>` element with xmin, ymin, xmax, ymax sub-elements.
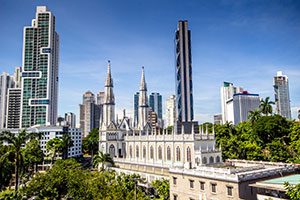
<box><xmin>79</xmin><ymin>91</ymin><xmax>95</xmax><ymax>137</ymax></box>
<box><xmin>165</xmin><ymin>94</ymin><xmax>176</xmax><ymax>127</ymax></box>
<box><xmin>133</xmin><ymin>91</ymin><xmax>139</xmax><ymax>127</ymax></box>
<box><xmin>0</xmin><ymin>72</ymin><xmax>14</xmax><ymax>128</ymax></box>
<box><xmin>220</xmin><ymin>82</ymin><xmax>243</xmax><ymax>124</ymax></box>
<box><xmin>97</xmin><ymin>91</ymin><xmax>105</xmax><ymax>105</ymax></box>
<box><xmin>175</xmin><ymin>20</ymin><xmax>193</xmax><ymax>122</ymax></box>
<box><xmin>20</xmin><ymin>6</ymin><xmax>59</xmax><ymax>128</ymax></box>
<box><xmin>65</xmin><ymin>112</ymin><xmax>76</xmax><ymax>128</ymax></box>
<box><xmin>274</xmin><ymin>71</ymin><xmax>291</xmax><ymax>119</ymax></box>
<box><xmin>149</xmin><ymin>92</ymin><xmax>162</xmax><ymax>120</ymax></box>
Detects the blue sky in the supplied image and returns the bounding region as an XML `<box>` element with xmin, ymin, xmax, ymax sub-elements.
<box><xmin>1</xmin><ymin>0</ymin><xmax>300</xmax><ymax>123</ymax></box>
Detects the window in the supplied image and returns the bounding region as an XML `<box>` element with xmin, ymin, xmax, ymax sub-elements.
<box><xmin>173</xmin><ymin>194</ymin><xmax>178</xmax><ymax>200</ymax></box>
<box><xmin>176</xmin><ymin>146</ymin><xmax>181</xmax><ymax>162</ymax></box>
<box><xmin>211</xmin><ymin>183</ymin><xmax>217</xmax><ymax>193</ymax></box>
<box><xmin>209</xmin><ymin>156</ymin><xmax>214</xmax><ymax>164</ymax></box>
<box><xmin>150</xmin><ymin>146</ymin><xmax>154</xmax><ymax>159</ymax></box>
<box><xmin>167</xmin><ymin>146</ymin><xmax>171</xmax><ymax>160</ymax></box>
<box><xmin>203</xmin><ymin>157</ymin><xmax>207</xmax><ymax>164</ymax></box>
<box><xmin>173</xmin><ymin>177</ymin><xmax>177</xmax><ymax>185</ymax></box>
<box><xmin>130</xmin><ymin>146</ymin><xmax>133</xmax><ymax>158</ymax></box>
<box><xmin>109</xmin><ymin>145</ymin><xmax>115</xmax><ymax>158</ymax></box>
<box><xmin>227</xmin><ymin>186</ymin><xmax>233</xmax><ymax>197</ymax></box>
<box><xmin>158</xmin><ymin>146</ymin><xmax>162</xmax><ymax>160</ymax></box>
<box><xmin>216</xmin><ymin>156</ymin><xmax>220</xmax><ymax>163</ymax></box>
<box><xmin>187</xmin><ymin>146</ymin><xmax>191</xmax><ymax>162</ymax></box>
<box><xmin>136</xmin><ymin>145</ymin><xmax>139</xmax><ymax>158</ymax></box>
<box><xmin>189</xmin><ymin>180</ymin><xmax>194</xmax><ymax>189</ymax></box>
<box><xmin>143</xmin><ymin>146</ymin><xmax>146</xmax><ymax>159</ymax></box>
<box><xmin>200</xmin><ymin>181</ymin><xmax>205</xmax><ymax>191</ymax></box>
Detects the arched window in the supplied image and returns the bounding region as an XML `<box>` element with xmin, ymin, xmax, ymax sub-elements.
<box><xmin>129</xmin><ymin>145</ymin><xmax>133</xmax><ymax>158</ymax></box>
<box><xmin>167</xmin><ymin>146</ymin><xmax>171</xmax><ymax>161</ymax></box>
<box><xmin>136</xmin><ymin>145</ymin><xmax>139</xmax><ymax>158</ymax></box>
<box><xmin>176</xmin><ymin>146</ymin><xmax>181</xmax><ymax>162</ymax></box>
<box><xmin>216</xmin><ymin>156</ymin><xmax>220</xmax><ymax>163</ymax></box>
<box><xmin>187</xmin><ymin>146</ymin><xmax>191</xmax><ymax>162</ymax></box>
<box><xmin>209</xmin><ymin>156</ymin><xmax>214</xmax><ymax>164</ymax></box>
<box><xmin>150</xmin><ymin>146</ymin><xmax>154</xmax><ymax>159</ymax></box>
<box><xmin>143</xmin><ymin>146</ymin><xmax>146</xmax><ymax>159</ymax></box>
<box><xmin>203</xmin><ymin>157</ymin><xmax>207</xmax><ymax>164</ymax></box>
<box><xmin>158</xmin><ymin>146</ymin><xmax>162</xmax><ymax>160</ymax></box>
<box><xmin>109</xmin><ymin>144</ymin><xmax>115</xmax><ymax>158</ymax></box>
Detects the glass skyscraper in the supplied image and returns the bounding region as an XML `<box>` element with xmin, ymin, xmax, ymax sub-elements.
<box><xmin>21</xmin><ymin>6</ymin><xmax>59</xmax><ymax>128</ymax></box>
<box><xmin>149</xmin><ymin>92</ymin><xmax>162</xmax><ymax>120</ymax></box>
<box><xmin>274</xmin><ymin>71</ymin><xmax>291</xmax><ymax>119</ymax></box>
<box><xmin>175</xmin><ymin>20</ymin><xmax>193</xmax><ymax>122</ymax></box>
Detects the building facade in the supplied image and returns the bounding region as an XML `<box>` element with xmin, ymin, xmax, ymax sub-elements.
<box><xmin>0</xmin><ymin>72</ymin><xmax>14</xmax><ymax>128</ymax></box>
<box><xmin>220</xmin><ymin>82</ymin><xmax>243</xmax><ymax>124</ymax></box>
<box><xmin>175</xmin><ymin>20</ymin><xmax>194</xmax><ymax>122</ymax></box>
<box><xmin>149</xmin><ymin>92</ymin><xmax>162</xmax><ymax>120</ymax></box>
<box><xmin>133</xmin><ymin>92</ymin><xmax>139</xmax><ymax>127</ymax></box>
<box><xmin>166</xmin><ymin>94</ymin><xmax>176</xmax><ymax>128</ymax></box>
<box><xmin>20</xmin><ymin>6</ymin><xmax>59</xmax><ymax>128</ymax></box>
<box><xmin>274</xmin><ymin>71</ymin><xmax>291</xmax><ymax>120</ymax></box>
<box><xmin>6</xmin><ymin>88</ymin><xmax>22</xmax><ymax>129</ymax></box>
<box><xmin>226</xmin><ymin>92</ymin><xmax>260</xmax><ymax>125</ymax></box>
<box><xmin>213</xmin><ymin>114</ymin><xmax>222</xmax><ymax>125</ymax></box>
<box><xmin>64</xmin><ymin>112</ymin><xmax>76</xmax><ymax>128</ymax></box>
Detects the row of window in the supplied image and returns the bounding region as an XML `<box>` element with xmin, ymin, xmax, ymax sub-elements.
<box><xmin>128</xmin><ymin>145</ymin><xmax>192</xmax><ymax>162</ymax></box>
<box><xmin>172</xmin><ymin>177</ymin><xmax>233</xmax><ymax>198</ymax></box>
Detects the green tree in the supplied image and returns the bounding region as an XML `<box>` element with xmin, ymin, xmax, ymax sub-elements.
<box><xmin>93</xmin><ymin>151</ymin><xmax>114</xmax><ymax>171</ymax></box>
<box><xmin>61</xmin><ymin>134</ymin><xmax>74</xmax><ymax>159</ymax></box>
<box><xmin>46</xmin><ymin>137</ymin><xmax>63</xmax><ymax>167</ymax></box>
<box><xmin>265</xmin><ymin>138</ymin><xmax>292</xmax><ymax>162</ymax></box>
<box><xmin>248</xmin><ymin>109</ymin><xmax>262</xmax><ymax>124</ymax></box>
<box><xmin>0</xmin><ymin>130</ymin><xmax>38</xmax><ymax>191</ymax></box>
<box><xmin>152</xmin><ymin>178</ymin><xmax>170</xmax><ymax>200</ymax></box>
<box><xmin>82</xmin><ymin>128</ymin><xmax>99</xmax><ymax>162</ymax></box>
<box><xmin>23</xmin><ymin>138</ymin><xmax>44</xmax><ymax>173</ymax></box>
<box><xmin>289</xmin><ymin>123</ymin><xmax>300</xmax><ymax>156</ymax></box>
<box><xmin>0</xmin><ymin>145</ymin><xmax>14</xmax><ymax>191</ymax></box>
<box><xmin>259</xmin><ymin>97</ymin><xmax>275</xmax><ymax>116</ymax></box>
<box><xmin>284</xmin><ymin>182</ymin><xmax>300</xmax><ymax>200</ymax></box>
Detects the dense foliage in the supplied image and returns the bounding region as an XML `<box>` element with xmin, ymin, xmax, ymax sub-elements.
<box><xmin>284</xmin><ymin>182</ymin><xmax>300</xmax><ymax>200</ymax></box>
<box><xmin>214</xmin><ymin>115</ymin><xmax>299</xmax><ymax>163</ymax></box>
<box><xmin>82</xmin><ymin>128</ymin><xmax>99</xmax><ymax>158</ymax></box>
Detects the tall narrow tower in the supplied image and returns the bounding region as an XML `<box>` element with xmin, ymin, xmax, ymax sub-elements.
<box><xmin>138</xmin><ymin>67</ymin><xmax>149</xmax><ymax>130</ymax></box>
<box><xmin>20</xmin><ymin>6</ymin><xmax>59</xmax><ymax>128</ymax></box>
<box><xmin>102</xmin><ymin>61</ymin><xmax>115</xmax><ymax>128</ymax></box>
<box><xmin>274</xmin><ymin>71</ymin><xmax>291</xmax><ymax>119</ymax></box>
<box><xmin>175</xmin><ymin>20</ymin><xmax>193</xmax><ymax>122</ymax></box>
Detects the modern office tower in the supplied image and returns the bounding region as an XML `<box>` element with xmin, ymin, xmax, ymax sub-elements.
<box><xmin>20</xmin><ymin>6</ymin><xmax>59</xmax><ymax>128</ymax></box>
<box><xmin>6</xmin><ymin>88</ymin><xmax>22</xmax><ymax>129</ymax></box>
<box><xmin>175</xmin><ymin>20</ymin><xmax>193</xmax><ymax>122</ymax></box>
<box><xmin>79</xmin><ymin>91</ymin><xmax>96</xmax><ymax>137</ymax></box>
<box><xmin>149</xmin><ymin>92</ymin><xmax>162</xmax><ymax>120</ymax></box>
<box><xmin>220</xmin><ymin>82</ymin><xmax>243</xmax><ymax>124</ymax></box>
<box><xmin>133</xmin><ymin>91</ymin><xmax>139</xmax><ymax>127</ymax></box>
<box><xmin>138</xmin><ymin>67</ymin><xmax>149</xmax><ymax>130</ymax></box>
<box><xmin>274</xmin><ymin>71</ymin><xmax>291</xmax><ymax>119</ymax></box>
<box><xmin>65</xmin><ymin>112</ymin><xmax>76</xmax><ymax>128</ymax></box>
<box><xmin>213</xmin><ymin>114</ymin><xmax>222</xmax><ymax>125</ymax></box>
<box><xmin>165</xmin><ymin>94</ymin><xmax>176</xmax><ymax>127</ymax></box>
<box><xmin>148</xmin><ymin>108</ymin><xmax>158</xmax><ymax>134</ymax></box>
<box><xmin>97</xmin><ymin>91</ymin><xmax>105</xmax><ymax>105</ymax></box>
<box><xmin>0</xmin><ymin>72</ymin><xmax>14</xmax><ymax>128</ymax></box>
<box><xmin>226</xmin><ymin>91</ymin><xmax>260</xmax><ymax>125</ymax></box>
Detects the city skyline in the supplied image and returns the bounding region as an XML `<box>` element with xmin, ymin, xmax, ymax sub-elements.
<box><xmin>1</xmin><ymin>1</ymin><xmax>300</xmax><ymax>123</ymax></box>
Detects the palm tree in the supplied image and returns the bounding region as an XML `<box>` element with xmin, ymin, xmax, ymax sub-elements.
<box><xmin>248</xmin><ymin>109</ymin><xmax>262</xmax><ymax>124</ymax></box>
<box><xmin>0</xmin><ymin>130</ymin><xmax>38</xmax><ymax>191</ymax></box>
<box><xmin>86</xmin><ymin>135</ymin><xmax>98</xmax><ymax>163</ymax></box>
<box><xmin>259</xmin><ymin>97</ymin><xmax>275</xmax><ymax>116</ymax></box>
<box><xmin>61</xmin><ymin>134</ymin><xmax>74</xmax><ymax>159</ymax></box>
<box><xmin>46</xmin><ymin>137</ymin><xmax>63</xmax><ymax>168</ymax></box>
<box><xmin>93</xmin><ymin>151</ymin><xmax>114</xmax><ymax>171</ymax></box>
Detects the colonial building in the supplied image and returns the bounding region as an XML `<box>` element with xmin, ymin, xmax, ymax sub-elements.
<box><xmin>99</xmin><ymin>62</ymin><xmax>222</xmax><ymax>182</ymax></box>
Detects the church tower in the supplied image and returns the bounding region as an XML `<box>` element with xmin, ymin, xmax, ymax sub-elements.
<box><xmin>102</xmin><ymin>61</ymin><xmax>115</xmax><ymax>129</ymax></box>
<box><xmin>138</xmin><ymin>67</ymin><xmax>149</xmax><ymax>130</ymax></box>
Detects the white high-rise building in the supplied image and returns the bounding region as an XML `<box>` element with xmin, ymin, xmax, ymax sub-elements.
<box><xmin>166</xmin><ymin>94</ymin><xmax>176</xmax><ymax>127</ymax></box>
<box><xmin>0</xmin><ymin>72</ymin><xmax>14</xmax><ymax>128</ymax></box>
<box><xmin>220</xmin><ymin>82</ymin><xmax>243</xmax><ymax>124</ymax></box>
<box><xmin>274</xmin><ymin>71</ymin><xmax>291</xmax><ymax>119</ymax></box>
<box><xmin>20</xmin><ymin>6</ymin><xmax>59</xmax><ymax>128</ymax></box>
<box><xmin>227</xmin><ymin>92</ymin><xmax>260</xmax><ymax>125</ymax></box>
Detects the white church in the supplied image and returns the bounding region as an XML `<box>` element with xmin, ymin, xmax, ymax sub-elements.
<box><xmin>98</xmin><ymin>61</ymin><xmax>222</xmax><ymax>182</ymax></box>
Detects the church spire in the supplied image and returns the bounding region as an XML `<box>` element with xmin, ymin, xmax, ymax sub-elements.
<box><xmin>105</xmin><ymin>60</ymin><xmax>113</xmax><ymax>87</ymax></box>
<box><xmin>140</xmin><ymin>66</ymin><xmax>147</xmax><ymax>91</ymax></box>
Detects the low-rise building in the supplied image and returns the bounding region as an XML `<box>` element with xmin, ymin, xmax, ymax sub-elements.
<box><xmin>169</xmin><ymin>159</ymin><xmax>299</xmax><ymax>200</ymax></box>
